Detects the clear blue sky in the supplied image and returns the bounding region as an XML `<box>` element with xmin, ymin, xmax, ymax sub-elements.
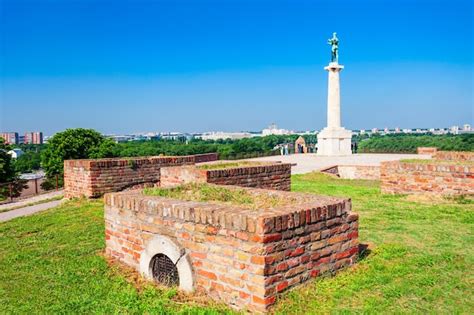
<box><xmin>1</xmin><ymin>0</ymin><xmax>473</xmax><ymax>135</ymax></box>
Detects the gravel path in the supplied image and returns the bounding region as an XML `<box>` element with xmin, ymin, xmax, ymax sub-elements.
<box><xmin>0</xmin><ymin>190</ymin><xmax>63</xmax><ymax>211</ymax></box>
<box><xmin>0</xmin><ymin>199</ymin><xmax>64</xmax><ymax>222</ymax></box>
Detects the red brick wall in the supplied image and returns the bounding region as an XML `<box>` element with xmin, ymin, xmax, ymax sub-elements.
<box><xmin>160</xmin><ymin>163</ymin><xmax>292</xmax><ymax>191</ymax></box>
<box><xmin>417</xmin><ymin>147</ymin><xmax>437</xmax><ymax>155</ymax></box>
<box><xmin>64</xmin><ymin>153</ymin><xmax>218</xmax><ymax>198</ymax></box>
<box><xmin>104</xmin><ymin>187</ymin><xmax>359</xmax><ymax>313</ymax></box>
<box><xmin>206</xmin><ymin>164</ymin><xmax>291</xmax><ymax>191</ymax></box>
<box><xmin>434</xmin><ymin>151</ymin><xmax>474</xmax><ymax>161</ymax></box>
<box><xmin>381</xmin><ymin>161</ymin><xmax>474</xmax><ymax>195</ymax></box>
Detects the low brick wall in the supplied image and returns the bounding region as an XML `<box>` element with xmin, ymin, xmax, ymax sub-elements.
<box><xmin>64</xmin><ymin>153</ymin><xmax>218</xmax><ymax>198</ymax></box>
<box><xmin>381</xmin><ymin>161</ymin><xmax>474</xmax><ymax>195</ymax></box>
<box><xmin>104</xmin><ymin>187</ymin><xmax>359</xmax><ymax>312</ymax></box>
<box><xmin>161</xmin><ymin>163</ymin><xmax>292</xmax><ymax>191</ymax></box>
<box><xmin>321</xmin><ymin>165</ymin><xmax>380</xmax><ymax>180</ymax></box>
<box><xmin>417</xmin><ymin>147</ymin><xmax>437</xmax><ymax>155</ymax></box>
<box><xmin>434</xmin><ymin>151</ymin><xmax>474</xmax><ymax>161</ymax></box>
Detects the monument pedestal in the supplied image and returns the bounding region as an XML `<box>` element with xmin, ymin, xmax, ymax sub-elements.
<box><xmin>317</xmin><ymin>127</ymin><xmax>352</xmax><ymax>156</ymax></box>
<box><xmin>317</xmin><ymin>61</ymin><xmax>352</xmax><ymax>156</ymax></box>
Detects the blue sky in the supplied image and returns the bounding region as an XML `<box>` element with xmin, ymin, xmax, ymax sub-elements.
<box><xmin>1</xmin><ymin>0</ymin><xmax>472</xmax><ymax>135</ymax></box>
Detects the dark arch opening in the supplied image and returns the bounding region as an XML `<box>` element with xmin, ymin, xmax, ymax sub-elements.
<box><xmin>149</xmin><ymin>253</ymin><xmax>180</xmax><ymax>286</ymax></box>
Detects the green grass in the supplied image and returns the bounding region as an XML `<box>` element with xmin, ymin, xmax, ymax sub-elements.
<box><xmin>1</xmin><ymin>173</ymin><xmax>473</xmax><ymax>314</ymax></box>
<box><xmin>276</xmin><ymin>173</ymin><xmax>473</xmax><ymax>314</ymax></box>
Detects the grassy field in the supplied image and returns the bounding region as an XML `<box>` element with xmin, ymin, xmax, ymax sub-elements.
<box><xmin>1</xmin><ymin>173</ymin><xmax>472</xmax><ymax>314</ymax></box>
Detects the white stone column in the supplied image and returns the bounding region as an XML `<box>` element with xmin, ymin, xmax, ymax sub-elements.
<box><xmin>317</xmin><ymin>62</ymin><xmax>352</xmax><ymax>156</ymax></box>
<box><xmin>324</xmin><ymin>63</ymin><xmax>344</xmax><ymax>129</ymax></box>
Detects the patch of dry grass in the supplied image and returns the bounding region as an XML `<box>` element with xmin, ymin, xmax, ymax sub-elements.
<box><xmin>143</xmin><ymin>183</ymin><xmax>296</xmax><ymax>210</ymax></box>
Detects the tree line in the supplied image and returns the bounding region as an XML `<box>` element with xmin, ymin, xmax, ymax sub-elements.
<box><xmin>357</xmin><ymin>133</ymin><xmax>474</xmax><ymax>153</ymax></box>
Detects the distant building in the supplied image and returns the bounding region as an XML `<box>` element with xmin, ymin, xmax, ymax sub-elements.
<box><xmin>262</xmin><ymin>123</ymin><xmax>294</xmax><ymax>136</ymax></box>
<box><xmin>371</xmin><ymin>128</ymin><xmax>379</xmax><ymax>134</ymax></box>
<box><xmin>450</xmin><ymin>126</ymin><xmax>459</xmax><ymax>135</ymax></box>
<box><xmin>463</xmin><ymin>124</ymin><xmax>471</xmax><ymax>131</ymax></box>
<box><xmin>7</xmin><ymin>148</ymin><xmax>24</xmax><ymax>159</ymax></box>
<box><xmin>24</xmin><ymin>132</ymin><xmax>43</xmax><ymax>144</ymax></box>
<box><xmin>0</xmin><ymin>132</ymin><xmax>19</xmax><ymax>144</ymax></box>
<box><xmin>200</xmin><ymin>131</ymin><xmax>253</xmax><ymax>141</ymax></box>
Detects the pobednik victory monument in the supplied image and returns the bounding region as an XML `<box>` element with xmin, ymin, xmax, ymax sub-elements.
<box><xmin>317</xmin><ymin>33</ymin><xmax>352</xmax><ymax>156</ymax></box>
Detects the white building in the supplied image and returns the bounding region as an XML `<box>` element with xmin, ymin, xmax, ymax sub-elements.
<box><xmin>463</xmin><ymin>124</ymin><xmax>471</xmax><ymax>131</ymax></box>
<box><xmin>7</xmin><ymin>148</ymin><xmax>24</xmax><ymax>159</ymax></box>
<box><xmin>262</xmin><ymin>123</ymin><xmax>294</xmax><ymax>136</ymax></box>
<box><xmin>450</xmin><ymin>126</ymin><xmax>460</xmax><ymax>134</ymax></box>
<box><xmin>199</xmin><ymin>131</ymin><xmax>254</xmax><ymax>141</ymax></box>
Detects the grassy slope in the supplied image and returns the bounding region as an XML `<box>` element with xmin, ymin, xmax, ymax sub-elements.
<box><xmin>0</xmin><ymin>174</ymin><xmax>472</xmax><ymax>314</ymax></box>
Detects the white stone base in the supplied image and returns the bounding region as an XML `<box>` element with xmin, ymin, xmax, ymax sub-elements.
<box><xmin>317</xmin><ymin>127</ymin><xmax>352</xmax><ymax>156</ymax></box>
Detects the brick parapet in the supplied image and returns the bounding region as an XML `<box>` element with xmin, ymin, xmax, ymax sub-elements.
<box><xmin>417</xmin><ymin>147</ymin><xmax>437</xmax><ymax>155</ymax></box>
<box><xmin>434</xmin><ymin>151</ymin><xmax>474</xmax><ymax>161</ymax></box>
<box><xmin>104</xmin><ymin>187</ymin><xmax>358</xmax><ymax>312</ymax></box>
<box><xmin>381</xmin><ymin>160</ymin><xmax>474</xmax><ymax>195</ymax></box>
<box><xmin>161</xmin><ymin>163</ymin><xmax>292</xmax><ymax>191</ymax></box>
<box><xmin>64</xmin><ymin>153</ymin><xmax>218</xmax><ymax>198</ymax></box>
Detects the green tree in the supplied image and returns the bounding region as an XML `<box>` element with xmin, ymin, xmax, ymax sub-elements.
<box><xmin>0</xmin><ymin>139</ymin><xmax>28</xmax><ymax>200</ymax></box>
<box><xmin>41</xmin><ymin>129</ymin><xmax>117</xmax><ymax>188</ymax></box>
<box><xmin>13</xmin><ymin>151</ymin><xmax>42</xmax><ymax>173</ymax></box>
<box><xmin>0</xmin><ymin>139</ymin><xmax>16</xmax><ymax>183</ymax></box>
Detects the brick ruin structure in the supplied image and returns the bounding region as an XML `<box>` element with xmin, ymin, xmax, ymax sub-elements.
<box><xmin>63</xmin><ymin>152</ymin><xmax>360</xmax><ymax>311</ymax></box>
<box><xmin>104</xmin><ymin>186</ymin><xmax>359</xmax><ymax>313</ymax></box>
<box><xmin>161</xmin><ymin>162</ymin><xmax>292</xmax><ymax>191</ymax></box>
<box><xmin>381</xmin><ymin>149</ymin><xmax>474</xmax><ymax>196</ymax></box>
<box><xmin>381</xmin><ymin>160</ymin><xmax>473</xmax><ymax>196</ymax></box>
<box><xmin>64</xmin><ymin>153</ymin><xmax>218</xmax><ymax>198</ymax></box>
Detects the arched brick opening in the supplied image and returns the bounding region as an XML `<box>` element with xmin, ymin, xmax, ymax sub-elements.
<box><xmin>139</xmin><ymin>235</ymin><xmax>194</xmax><ymax>292</ymax></box>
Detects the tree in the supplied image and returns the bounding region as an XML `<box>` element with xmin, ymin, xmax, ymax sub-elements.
<box><xmin>13</xmin><ymin>151</ymin><xmax>42</xmax><ymax>173</ymax></box>
<box><xmin>0</xmin><ymin>139</ymin><xmax>16</xmax><ymax>183</ymax></box>
<box><xmin>0</xmin><ymin>139</ymin><xmax>27</xmax><ymax>200</ymax></box>
<box><xmin>41</xmin><ymin>129</ymin><xmax>117</xmax><ymax>187</ymax></box>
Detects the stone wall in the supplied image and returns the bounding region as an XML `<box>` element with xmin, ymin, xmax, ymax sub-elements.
<box><xmin>417</xmin><ymin>147</ymin><xmax>437</xmax><ymax>155</ymax></box>
<box><xmin>321</xmin><ymin>165</ymin><xmax>380</xmax><ymax>180</ymax></box>
<box><xmin>434</xmin><ymin>151</ymin><xmax>474</xmax><ymax>161</ymax></box>
<box><xmin>64</xmin><ymin>153</ymin><xmax>218</xmax><ymax>198</ymax></box>
<box><xmin>381</xmin><ymin>161</ymin><xmax>474</xmax><ymax>195</ymax></box>
<box><xmin>104</xmin><ymin>187</ymin><xmax>359</xmax><ymax>313</ymax></box>
<box><xmin>417</xmin><ymin>147</ymin><xmax>474</xmax><ymax>161</ymax></box>
<box><xmin>161</xmin><ymin>163</ymin><xmax>292</xmax><ymax>191</ymax></box>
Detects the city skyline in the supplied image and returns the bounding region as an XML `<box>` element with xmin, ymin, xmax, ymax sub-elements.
<box><xmin>1</xmin><ymin>0</ymin><xmax>473</xmax><ymax>134</ymax></box>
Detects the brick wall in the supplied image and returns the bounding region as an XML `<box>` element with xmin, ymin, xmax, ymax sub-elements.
<box><xmin>161</xmin><ymin>163</ymin><xmax>292</xmax><ymax>191</ymax></box>
<box><xmin>64</xmin><ymin>153</ymin><xmax>218</xmax><ymax>198</ymax></box>
<box><xmin>381</xmin><ymin>161</ymin><xmax>474</xmax><ymax>195</ymax></box>
<box><xmin>321</xmin><ymin>165</ymin><xmax>380</xmax><ymax>180</ymax></box>
<box><xmin>104</xmin><ymin>187</ymin><xmax>359</xmax><ymax>313</ymax></box>
<box><xmin>434</xmin><ymin>151</ymin><xmax>474</xmax><ymax>161</ymax></box>
<box><xmin>417</xmin><ymin>147</ymin><xmax>437</xmax><ymax>155</ymax></box>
